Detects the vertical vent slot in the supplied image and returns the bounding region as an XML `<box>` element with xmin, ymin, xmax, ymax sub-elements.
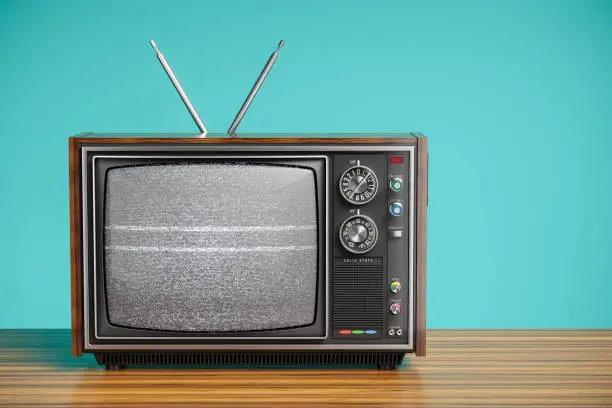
<box><xmin>332</xmin><ymin>258</ymin><xmax>384</xmax><ymax>334</ymax></box>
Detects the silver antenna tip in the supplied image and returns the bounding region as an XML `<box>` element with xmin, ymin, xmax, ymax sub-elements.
<box><xmin>277</xmin><ymin>40</ymin><xmax>284</xmax><ymax>49</ymax></box>
<box><xmin>150</xmin><ymin>40</ymin><xmax>157</xmax><ymax>49</ymax></box>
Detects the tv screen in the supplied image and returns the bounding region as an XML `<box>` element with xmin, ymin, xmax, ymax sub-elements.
<box><xmin>103</xmin><ymin>163</ymin><xmax>318</xmax><ymax>332</ymax></box>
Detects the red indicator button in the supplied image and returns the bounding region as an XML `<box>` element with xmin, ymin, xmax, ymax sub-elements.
<box><xmin>390</xmin><ymin>156</ymin><xmax>403</xmax><ymax>164</ymax></box>
<box><xmin>339</xmin><ymin>330</ymin><xmax>351</xmax><ymax>335</ymax></box>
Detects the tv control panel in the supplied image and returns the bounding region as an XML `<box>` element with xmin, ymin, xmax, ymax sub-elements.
<box><xmin>331</xmin><ymin>153</ymin><xmax>412</xmax><ymax>344</ymax></box>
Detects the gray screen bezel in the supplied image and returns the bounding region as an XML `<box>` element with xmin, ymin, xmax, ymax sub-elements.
<box><xmin>81</xmin><ymin>144</ymin><xmax>415</xmax><ymax>351</ymax></box>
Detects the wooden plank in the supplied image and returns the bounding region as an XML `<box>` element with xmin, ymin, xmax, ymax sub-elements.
<box><xmin>0</xmin><ymin>330</ymin><xmax>611</xmax><ymax>407</ymax></box>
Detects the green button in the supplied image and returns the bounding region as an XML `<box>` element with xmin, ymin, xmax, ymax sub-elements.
<box><xmin>352</xmin><ymin>330</ymin><xmax>365</xmax><ymax>334</ymax></box>
<box><xmin>390</xmin><ymin>178</ymin><xmax>403</xmax><ymax>192</ymax></box>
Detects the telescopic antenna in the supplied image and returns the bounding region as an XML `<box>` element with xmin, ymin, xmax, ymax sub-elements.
<box><xmin>228</xmin><ymin>40</ymin><xmax>284</xmax><ymax>135</ymax></box>
<box><xmin>150</xmin><ymin>40</ymin><xmax>208</xmax><ymax>135</ymax></box>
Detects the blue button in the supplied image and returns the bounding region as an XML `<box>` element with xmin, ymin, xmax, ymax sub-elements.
<box><xmin>390</xmin><ymin>203</ymin><xmax>403</xmax><ymax>216</ymax></box>
<box><xmin>365</xmin><ymin>330</ymin><xmax>377</xmax><ymax>335</ymax></box>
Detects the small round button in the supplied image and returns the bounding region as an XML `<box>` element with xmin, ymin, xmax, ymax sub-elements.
<box><xmin>390</xmin><ymin>202</ymin><xmax>403</xmax><ymax>216</ymax></box>
<box><xmin>390</xmin><ymin>177</ymin><xmax>403</xmax><ymax>192</ymax></box>
<box><xmin>390</xmin><ymin>281</ymin><xmax>402</xmax><ymax>294</ymax></box>
<box><xmin>389</xmin><ymin>303</ymin><xmax>402</xmax><ymax>315</ymax></box>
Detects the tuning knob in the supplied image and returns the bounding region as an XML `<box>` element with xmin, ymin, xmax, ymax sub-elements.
<box><xmin>339</xmin><ymin>165</ymin><xmax>379</xmax><ymax>205</ymax></box>
<box><xmin>389</xmin><ymin>303</ymin><xmax>402</xmax><ymax>315</ymax></box>
<box><xmin>339</xmin><ymin>214</ymin><xmax>378</xmax><ymax>254</ymax></box>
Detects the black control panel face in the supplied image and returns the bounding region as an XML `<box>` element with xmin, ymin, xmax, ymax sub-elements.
<box><xmin>331</xmin><ymin>153</ymin><xmax>412</xmax><ymax>343</ymax></box>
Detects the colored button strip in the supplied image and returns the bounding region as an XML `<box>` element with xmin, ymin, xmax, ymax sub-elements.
<box><xmin>338</xmin><ymin>329</ymin><xmax>377</xmax><ymax>335</ymax></box>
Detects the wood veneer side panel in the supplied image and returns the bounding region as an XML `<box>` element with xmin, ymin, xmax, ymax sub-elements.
<box><xmin>68</xmin><ymin>138</ymin><xmax>83</xmax><ymax>356</ymax></box>
<box><xmin>415</xmin><ymin>137</ymin><xmax>428</xmax><ymax>356</ymax></box>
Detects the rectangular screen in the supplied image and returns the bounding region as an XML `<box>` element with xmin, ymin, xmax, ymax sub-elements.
<box><xmin>103</xmin><ymin>163</ymin><xmax>318</xmax><ymax>332</ymax></box>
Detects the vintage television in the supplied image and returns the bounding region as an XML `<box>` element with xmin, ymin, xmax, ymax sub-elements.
<box><xmin>68</xmin><ymin>40</ymin><xmax>428</xmax><ymax>370</ymax></box>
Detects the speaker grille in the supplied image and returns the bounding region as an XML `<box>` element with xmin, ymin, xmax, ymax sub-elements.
<box><xmin>331</xmin><ymin>258</ymin><xmax>384</xmax><ymax>333</ymax></box>
<box><xmin>94</xmin><ymin>352</ymin><xmax>405</xmax><ymax>367</ymax></box>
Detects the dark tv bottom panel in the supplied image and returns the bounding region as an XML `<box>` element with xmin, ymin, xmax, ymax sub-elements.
<box><xmin>94</xmin><ymin>351</ymin><xmax>406</xmax><ymax>371</ymax></box>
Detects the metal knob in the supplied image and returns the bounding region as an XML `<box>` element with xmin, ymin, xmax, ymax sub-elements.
<box><xmin>348</xmin><ymin>224</ymin><xmax>368</xmax><ymax>243</ymax></box>
<box><xmin>389</xmin><ymin>303</ymin><xmax>402</xmax><ymax>315</ymax></box>
<box><xmin>390</xmin><ymin>281</ymin><xmax>402</xmax><ymax>294</ymax></box>
<box><xmin>339</xmin><ymin>214</ymin><xmax>378</xmax><ymax>254</ymax></box>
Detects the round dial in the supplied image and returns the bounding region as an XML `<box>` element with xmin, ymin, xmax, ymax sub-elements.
<box><xmin>339</xmin><ymin>214</ymin><xmax>378</xmax><ymax>254</ymax></box>
<box><xmin>339</xmin><ymin>165</ymin><xmax>378</xmax><ymax>205</ymax></box>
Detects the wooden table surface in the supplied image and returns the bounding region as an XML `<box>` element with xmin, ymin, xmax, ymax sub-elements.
<box><xmin>1</xmin><ymin>330</ymin><xmax>611</xmax><ymax>407</ymax></box>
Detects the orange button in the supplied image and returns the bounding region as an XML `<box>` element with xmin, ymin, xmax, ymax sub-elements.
<box><xmin>339</xmin><ymin>330</ymin><xmax>351</xmax><ymax>335</ymax></box>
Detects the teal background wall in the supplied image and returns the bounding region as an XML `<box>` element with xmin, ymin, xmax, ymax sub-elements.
<box><xmin>1</xmin><ymin>0</ymin><xmax>611</xmax><ymax>329</ymax></box>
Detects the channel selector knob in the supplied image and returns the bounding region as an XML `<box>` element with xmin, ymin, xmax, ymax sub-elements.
<box><xmin>339</xmin><ymin>165</ymin><xmax>379</xmax><ymax>205</ymax></box>
<box><xmin>339</xmin><ymin>214</ymin><xmax>378</xmax><ymax>254</ymax></box>
<box><xmin>389</xmin><ymin>303</ymin><xmax>402</xmax><ymax>315</ymax></box>
<box><xmin>348</xmin><ymin>224</ymin><xmax>368</xmax><ymax>243</ymax></box>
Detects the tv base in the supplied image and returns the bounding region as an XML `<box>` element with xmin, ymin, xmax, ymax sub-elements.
<box><xmin>105</xmin><ymin>363</ymin><xmax>124</xmax><ymax>371</ymax></box>
<box><xmin>94</xmin><ymin>351</ymin><xmax>406</xmax><ymax>370</ymax></box>
<box><xmin>376</xmin><ymin>363</ymin><xmax>397</xmax><ymax>370</ymax></box>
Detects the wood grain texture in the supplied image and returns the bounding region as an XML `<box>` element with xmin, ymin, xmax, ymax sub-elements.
<box><xmin>75</xmin><ymin>133</ymin><xmax>419</xmax><ymax>141</ymax></box>
<box><xmin>68</xmin><ymin>138</ymin><xmax>83</xmax><ymax>357</ymax></box>
<box><xmin>71</xmin><ymin>136</ymin><xmax>419</xmax><ymax>145</ymax></box>
<box><xmin>1</xmin><ymin>330</ymin><xmax>611</xmax><ymax>407</ymax></box>
<box><xmin>415</xmin><ymin>137</ymin><xmax>428</xmax><ymax>357</ymax></box>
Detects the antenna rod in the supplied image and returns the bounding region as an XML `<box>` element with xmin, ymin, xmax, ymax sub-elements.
<box><xmin>150</xmin><ymin>40</ymin><xmax>208</xmax><ymax>135</ymax></box>
<box><xmin>228</xmin><ymin>40</ymin><xmax>284</xmax><ymax>135</ymax></box>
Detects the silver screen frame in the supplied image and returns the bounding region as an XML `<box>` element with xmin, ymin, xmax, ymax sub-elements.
<box><xmin>81</xmin><ymin>144</ymin><xmax>415</xmax><ymax>351</ymax></box>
